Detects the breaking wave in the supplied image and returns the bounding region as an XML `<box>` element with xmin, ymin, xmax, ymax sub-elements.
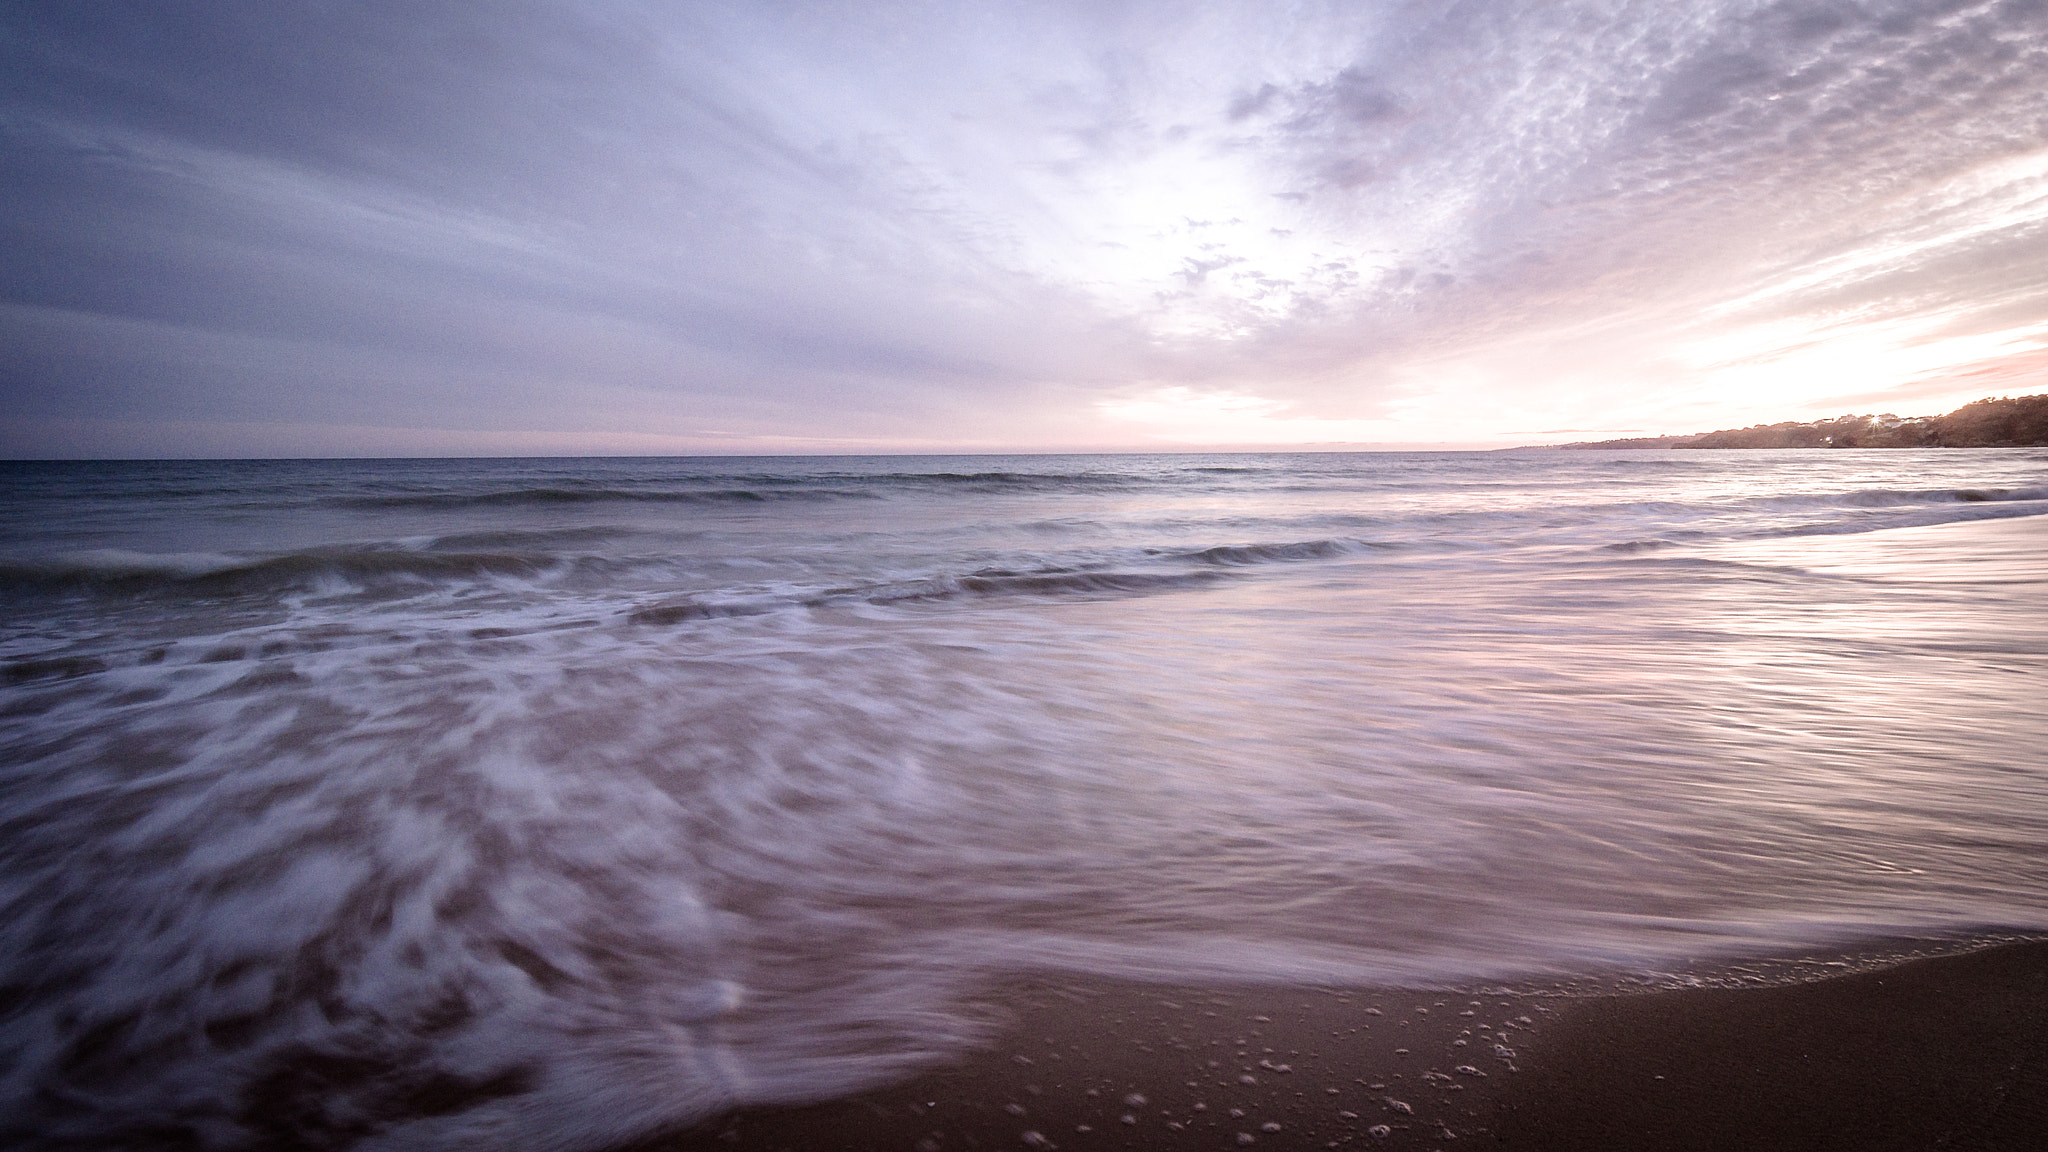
<box><xmin>0</xmin><ymin>548</ymin><xmax>564</xmax><ymax>596</ymax></box>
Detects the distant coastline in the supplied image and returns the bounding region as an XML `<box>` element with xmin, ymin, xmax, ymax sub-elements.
<box><xmin>1564</xmin><ymin>393</ymin><xmax>2048</xmax><ymax>449</ymax></box>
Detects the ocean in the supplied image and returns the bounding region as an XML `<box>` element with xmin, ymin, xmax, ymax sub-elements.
<box><xmin>2</xmin><ymin>449</ymin><xmax>2045</xmax><ymax>1149</ymax></box>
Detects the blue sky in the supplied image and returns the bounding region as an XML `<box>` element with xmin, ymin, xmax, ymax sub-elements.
<box><xmin>4</xmin><ymin>0</ymin><xmax>2046</xmax><ymax>456</ymax></box>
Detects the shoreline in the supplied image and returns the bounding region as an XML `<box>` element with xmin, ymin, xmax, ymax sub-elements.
<box><xmin>639</xmin><ymin>938</ymin><xmax>2048</xmax><ymax>1151</ymax></box>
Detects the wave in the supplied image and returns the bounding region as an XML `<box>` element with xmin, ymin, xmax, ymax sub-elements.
<box><xmin>859</xmin><ymin>470</ymin><xmax>1142</xmax><ymax>489</ymax></box>
<box><xmin>0</xmin><ymin>530</ymin><xmax>1381</xmax><ymax>618</ymax></box>
<box><xmin>1578</xmin><ymin>487</ymin><xmax>2048</xmax><ymax>547</ymax></box>
<box><xmin>623</xmin><ymin>538</ymin><xmax>1376</xmax><ymax>624</ymax></box>
<box><xmin>1169</xmin><ymin>538</ymin><xmax>1372</xmax><ymax>565</ymax></box>
<box><xmin>1601</xmin><ymin>505</ymin><xmax>2047</xmax><ymax>553</ymax></box>
<box><xmin>1758</xmin><ymin>504</ymin><xmax>2048</xmax><ymax>539</ymax></box>
<box><xmin>626</xmin><ymin>570</ymin><xmax>1230</xmax><ymax>625</ymax></box>
<box><xmin>333</xmin><ymin>487</ymin><xmax>860</xmax><ymax>510</ymax></box>
<box><xmin>1568</xmin><ymin>487</ymin><xmax>2048</xmax><ymax>525</ymax></box>
<box><xmin>1754</xmin><ymin>485</ymin><xmax>2048</xmax><ymax>510</ymax></box>
<box><xmin>940</xmin><ymin>569</ymin><xmax>1225</xmax><ymax>598</ymax></box>
<box><xmin>424</xmin><ymin>526</ymin><xmax>640</xmax><ymax>551</ymax></box>
<box><xmin>0</xmin><ymin>548</ymin><xmax>561</xmax><ymax>597</ymax></box>
<box><xmin>3</xmin><ymin>654</ymin><xmax>111</xmax><ymax>685</ymax></box>
<box><xmin>625</xmin><ymin>600</ymin><xmax>773</xmax><ymax>625</ymax></box>
<box><xmin>325</xmin><ymin>470</ymin><xmax>1178</xmax><ymax>511</ymax></box>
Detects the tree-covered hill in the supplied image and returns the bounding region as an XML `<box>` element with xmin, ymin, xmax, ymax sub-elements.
<box><xmin>1566</xmin><ymin>394</ymin><xmax>2048</xmax><ymax>449</ymax></box>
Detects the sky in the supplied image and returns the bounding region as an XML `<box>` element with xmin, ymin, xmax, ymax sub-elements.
<box><xmin>4</xmin><ymin>0</ymin><xmax>2047</xmax><ymax>457</ymax></box>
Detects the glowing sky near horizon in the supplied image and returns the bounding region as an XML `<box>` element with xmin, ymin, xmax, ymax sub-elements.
<box><xmin>4</xmin><ymin>0</ymin><xmax>2047</xmax><ymax>456</ymax></box>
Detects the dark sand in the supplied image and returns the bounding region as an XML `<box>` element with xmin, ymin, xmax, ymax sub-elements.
<box><xmin>640</xmin><ymin>939</ymin><xmax>2048</xmax><ymax>1152</ymax></box>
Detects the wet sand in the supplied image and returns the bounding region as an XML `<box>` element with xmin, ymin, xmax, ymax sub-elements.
<box><xmin>1499</xmin><ymin>938</ymin><xmax>2048</xmax><ymax>1150</ymax></box>
<box><xmin>640</xmin><ymin>939</ymin><xmax>2048</xmax><ymax>1151</ymax></box>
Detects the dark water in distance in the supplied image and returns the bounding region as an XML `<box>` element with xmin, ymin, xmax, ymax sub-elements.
<box><xmin>3</xmin><ymin>450</ymin><xmax>2046</xmax><ymax>1149</ymax></box>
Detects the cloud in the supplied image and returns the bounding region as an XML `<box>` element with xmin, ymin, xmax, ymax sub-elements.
<box><xmin>2</xmin><ymin>0</ymin><xmax>2045</xmax><ymax>455</ymax></box>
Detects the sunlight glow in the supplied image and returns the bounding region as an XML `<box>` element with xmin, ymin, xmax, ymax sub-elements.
<box><xmin>1096</xmin><ymin>386</ymin><xmax>1393</xmax><ymax>443</ymax></box>
<box><xmin>1007</xmin><ymin>136</ymin><xmax>1388</xmax><ymax>340</ymax></box>
<box><xmin>1676</xmin><ymin>315</ymin><xmax>2048</xmax><ymax>413</ymax></box>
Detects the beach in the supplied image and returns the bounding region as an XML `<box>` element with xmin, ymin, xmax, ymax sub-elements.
<box><xmin>652</xmin><ymin>938</ymin><xmax>2048</xmax><ymax>1151</ymax></box>
<box><xmin>1</xmin><ymin>453</ymin><xmax>2043</xmax><ymax>1150</ymax></box>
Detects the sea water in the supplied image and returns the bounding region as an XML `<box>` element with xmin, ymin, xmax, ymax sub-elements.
<box><xmin>2</xmin><ymin>450</ymin><xmax>2045</xmax><ymax>1148</ymax></box>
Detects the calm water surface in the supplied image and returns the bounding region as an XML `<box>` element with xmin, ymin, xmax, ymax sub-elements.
<box><xmin>2</xmin><ymin>450</ymin><xmax>2045</xmax><ymax>1149</ymax></box>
